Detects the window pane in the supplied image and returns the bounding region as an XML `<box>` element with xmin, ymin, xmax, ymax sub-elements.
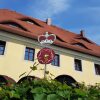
<box><xmin>0</xmin><ymin>41</ymin><xmax>6</xmax><ymax>55</ymax></box>
<box><xmin>29</xmin><ymin>56</ymin><xmax>34</xmax><ymax>61</ymax></box>
<box><xmin>51</xmin><ymin>59</ymin><xmax>55</xmax><ymax>65</ymax></box>
<box><xmin>0</xmin><ymin>46</ymin><xmax>4</xmax><ymax>50</ymax></box>
<box><xmin>25</xmin><ymin>48</ymin><xmax>29</xmax><ymax>52</ymax></box>
<box><xmin>51</xmin><ymin>54</ymin><xmax>59</xmax><ymax>66</ymax></box>
<box><xmin>29</xmin><ymin>52</ymin><xmax>33</xmax><ymax>57</ymax></box>
<box><xmin>24</xmin><ymin>47</ymin><xmax>35</xmax><ymax>61</ymax></box>
<box><xmin>74</xmin><ymin>59</ymin><xmax>82</xmax><ymax>71</ymax></box>
<box><xmin>25</xmin><ymin>55</ymin><xmax>28</xmax><ymax>60</ymax></box>
<box><xmin>29</xmin><ymin>54</ymin><xmax>34</xmax><ymax>61</ymax></box>
<box><xmin>30</xmin><ymin>49</ymin><xmax>34</xmax><ymax>53</ymax></box>
<box><xmin>95</xmin><ymin>64</ymin><xmax>100</xmax><ymax>75</ymax></box>
<box><xmin>25</xmin><ymin>52</ymin><xmax>29</xmax><ymax>56</ymax></box>
<box><xmin>0</xmin><ymin>51</ymin><xmax>4</xmax><ymax>55</ymax></box>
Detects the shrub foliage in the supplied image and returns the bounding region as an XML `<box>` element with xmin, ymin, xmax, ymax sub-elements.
<box><xmin>0</xmin><ymin>79</ymin><xmax>100</xmax><ymax>100</ymax></box>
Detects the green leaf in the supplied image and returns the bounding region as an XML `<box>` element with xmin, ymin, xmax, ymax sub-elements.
<box><xmin>47</xmin><ymin>94</ymin><xmax>62</xmax><ymax>100</ymax></box>
<box><xmin>78</xmin><ymin>98</ymin><xmax>83</xmax><ymax>100</ymax></box>
<box><xmin>30</xmin><ymin>66</ymin><xmax>37</xmax><ymax>71</ymax></box>
<box><xmin>34</xmin><ymin>93</ymin><xmax>47</xmax><ymax>100</ymax></box>
<box><xmin>9</xmin><ymin>90</ymin><xmax>20</xmax><ymax>99</ymax></box>
<box><xmin>31</xmin><ymin>87</ymin><xmax>47</xmax><ymax>94</ymax></box>
<box><xmin>57</xmin><ymin>90</ymin><xmax>71</xmax><ymax>99</ymax></box>
<box><xmin>75</xmin><ymin>88</ymin><xmax>87</xmax><ymax>97</ymax></box>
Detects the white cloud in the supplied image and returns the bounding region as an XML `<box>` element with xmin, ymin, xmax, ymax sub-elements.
<box><xmin>30</xmin><ymin>0</ymin><xmax>70</xmax><ymax>19</ymax></box>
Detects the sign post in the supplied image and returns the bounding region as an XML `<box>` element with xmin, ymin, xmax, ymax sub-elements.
<box><xmin>37</xmin><ymin>32</ymin><xmax>56</xmax><ymax>79</ymax></box>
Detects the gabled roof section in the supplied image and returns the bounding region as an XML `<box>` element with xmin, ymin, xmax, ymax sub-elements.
<box><xmin>0</xmin><ymin>9</ymin><xmax>100</xmax><ymax>57</ymax></box>
<box><xmin>75</xmin><ymin>31</ymin><xmax>95</xmax><ymax>44</ymax></box>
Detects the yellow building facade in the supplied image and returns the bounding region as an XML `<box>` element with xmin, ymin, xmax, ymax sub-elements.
<box><xmin>0</xmin><ymin>31</ymin><xmax>100</xmax><ymax>85</ymax></box>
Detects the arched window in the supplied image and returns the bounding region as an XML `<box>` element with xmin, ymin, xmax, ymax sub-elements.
<box><xmin>17</xmin><ymin>76</ymin><xmax>37</xmax><ymax>84</ymax></box>
<box><xmin>55</xmin><ymin>75</ymin><xmax>77</xmax><ymax>87</ymax></box>
<box><xmin>0</xmin><ymin>75</ymin><xmax>16</xmax><ymax>85</ymax></box>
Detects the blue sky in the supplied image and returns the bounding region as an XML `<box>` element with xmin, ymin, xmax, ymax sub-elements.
<box><xmin>0</xmin><ymin>0</ymin><xmax>100</xmax><ymax>45</ymax></box>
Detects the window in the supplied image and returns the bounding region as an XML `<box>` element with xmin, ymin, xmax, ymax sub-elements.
<box><xmin>0</xmin><ymin>40</ymin><xmax>6</xmax><ymax>55</ymax></box>
<box><xmin>20</xmin><ymin>18</ymin><xmax>41</xmax><ymax>27</ymax></box>
<box><xmin>51</xmin><ymin>54</ymin><xmax>60</xmax><ymax>66</ymax></box>
<box><xmin>24</xmin><ymin>47</ymin><xmax>35</xmax><ymax>61</ymax></box>
<box><xmin>0</xmin><ymin>21</ymin><xmax>27</xmax><ymax>31</ymax></box>
<box><xmin>74</xmin><ymin>59</ymin><xmax>82</xmax><ymax>71</ymax></box>
<box><xmin>73</xmin><ymin>43</ymin><xmax>88</xmax><ymax>49</ymax></box>
<box><xmin>94</xmin><ymin>64</ymin><xmax>100</xmax><ymax>75</ymax></box>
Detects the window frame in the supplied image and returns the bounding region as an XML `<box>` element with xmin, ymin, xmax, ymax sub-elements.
<box><xmin>51</xmin><ymin>54</ymin><xmax>60</xmax><ymax>67</ymax></box>
<box><xmin>74</xmin><ymin>59</ymin><xmax>82</xmax><ymax>71</ymax></box>
<box><xmin>24</xmin><ymin>47</ymin><xmax>35</xmax><ymax>61</ymax></box>
<box><xmin>0</xmin><ymin>40</ymin><xmax>6</xmax><ymax>55</ymax></box>
<box><xmin>94</xmin><ymin>64</ymin><xmax>100</xmax><ymax>75</ymax></box>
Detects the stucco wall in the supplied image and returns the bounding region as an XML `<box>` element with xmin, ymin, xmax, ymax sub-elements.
<box><xmin>0</xmin><ymin>31</ymin><xmax>100</xmax><ymax>85</ymax></box>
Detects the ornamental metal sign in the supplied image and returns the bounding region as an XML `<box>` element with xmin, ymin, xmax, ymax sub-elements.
<box><xmin>37</xmin><ymin>48</ymin><xmax>55</xmax><ymax>64</ymax></box>
<box><xmin>37</xmin><ymin>32</ymin><xmax>56</xmax><ymax>64</ymax></box>
<box><xmin>38</xmin><ymin>32</ymin><xmax>56</xmax><ymax>45</ymax></box>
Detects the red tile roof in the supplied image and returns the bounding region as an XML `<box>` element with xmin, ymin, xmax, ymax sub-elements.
<box><xmin>0</xmin><ymin>9</ymin><xmax>100</xmax><ymax>57</ymax></box>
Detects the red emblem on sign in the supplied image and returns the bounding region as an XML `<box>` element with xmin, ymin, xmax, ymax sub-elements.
<box><xmin>37</xmin><ymin>48</ymin><xmax>55</xmax><ymax>64</ymax></box>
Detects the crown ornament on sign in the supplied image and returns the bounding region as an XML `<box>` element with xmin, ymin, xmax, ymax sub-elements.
<box><xmin>38</xmin><ymin>32</ymin><xmax>56</xmax><ymax>45</ymax></box>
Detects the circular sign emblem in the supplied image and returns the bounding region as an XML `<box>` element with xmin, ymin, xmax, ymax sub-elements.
<box><xmin>37</xmin><ymin>48</ymin><xmax>55</xmax><ymax>64</ymax></box>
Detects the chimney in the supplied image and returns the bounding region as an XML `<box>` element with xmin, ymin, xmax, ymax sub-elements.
<box><xmin>46</xmin><ymin>18</ymin><xmax>51</xmax><ymax>25</ymax></box>
<box><xmin>80</xmin><ymin>30</ymin><xmax>85</xmax><ymax>37</ymax></box>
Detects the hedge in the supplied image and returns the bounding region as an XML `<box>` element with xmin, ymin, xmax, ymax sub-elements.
<box><xmin>0</xmin><ymin>79</ymin><xmax>100</xmax><ymax>100</ymax></box>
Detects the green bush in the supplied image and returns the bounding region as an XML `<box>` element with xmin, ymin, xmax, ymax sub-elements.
<box><xmin>0</xmin><ymin>79</ymin><xmax>100</xmax><ymax>100</ymax></box>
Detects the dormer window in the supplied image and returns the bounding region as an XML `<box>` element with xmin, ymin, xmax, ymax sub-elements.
<box><xmin>74</xmin><ymin>43</ymin><xmax>84</xmax><ymax>47</ymax></box>
<box><xmin>2</xmin><ymin>22</ymin><xmax>19</xmax><ymax>28</ymax></box>
<box><xmin>25</xmin><ymin>21</ymin><xmax>34</xmax><ymax>24</ymax></box>
<box><xmin>73</xmin><ymin>43</ymin><xmax>88</xmax><ymax>49</ymax></box>
<box><xmin>20</xmin><ymin>18</ymin><xmax>41</xmax><ymax>27</ymax></box>
<box><xmin>8</xmin><ymin>24</ymin><xmax>18</xmax><ymax>28</ymax></box>
<box><xmin>0</xmin><ymin>21</ymin><xmax>27</xmax><ymax>31</ymax></box>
